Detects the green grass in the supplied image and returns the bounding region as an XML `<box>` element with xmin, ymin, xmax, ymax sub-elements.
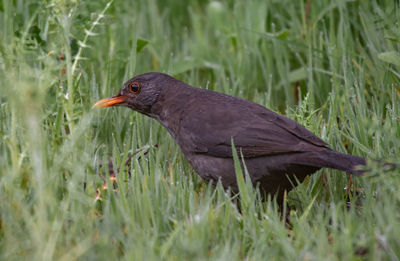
<box><xmin>1</xmin><ymin>0</ymin><xmax>400</xmax><ymax>260</ymax></box>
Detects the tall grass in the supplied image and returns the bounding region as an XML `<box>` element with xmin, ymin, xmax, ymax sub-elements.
<box><xmin>0</xmin><ymin>0</ymin><xmax>399</xmax><ymax>260</ymax></box>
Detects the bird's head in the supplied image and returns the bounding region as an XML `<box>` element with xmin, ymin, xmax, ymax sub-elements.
<box><xmin>93</xmin><ymin>72</ymin><xmax>173</xmax><ymax>116</ymax></box>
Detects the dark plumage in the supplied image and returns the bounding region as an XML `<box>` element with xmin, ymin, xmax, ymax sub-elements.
<box><xmin>93</xmin><ymin>72</ymin><xmax>366</xmax><ymax>202</ymax></box>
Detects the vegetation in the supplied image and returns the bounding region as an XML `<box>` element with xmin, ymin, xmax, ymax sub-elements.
<box><xmin>0</xmin><ymin>0</ymin><xmax>399</xmax><ymax>260</ymax></box>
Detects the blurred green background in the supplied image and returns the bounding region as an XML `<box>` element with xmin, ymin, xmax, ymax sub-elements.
<box><xmin>0</xmin><ymin>0</ymin><xmax>399</xmax><ymax>260</ymax></box>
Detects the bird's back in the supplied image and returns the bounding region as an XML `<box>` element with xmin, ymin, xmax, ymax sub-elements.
<box><xmin>156</xmin><ymin>84</ymin><xmax>328</xmax><ymax>158</ymax></box>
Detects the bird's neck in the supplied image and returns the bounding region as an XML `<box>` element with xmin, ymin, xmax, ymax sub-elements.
<box><xmin>150</xmin><ymin>84</ymin><xmax>196</xmax><ymax>139</ymax></box>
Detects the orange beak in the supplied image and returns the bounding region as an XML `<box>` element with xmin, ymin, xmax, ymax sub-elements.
<box><xmin>92</xmin><ymin>96</ymin><xmax>126</xmax><ymax>108</ymax></box>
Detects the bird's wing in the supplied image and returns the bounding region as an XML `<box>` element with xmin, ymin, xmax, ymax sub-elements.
<box><xmin>179</xmin><ymin>97</ymin><xmax>328</xmax><ymax>158</ymax></box>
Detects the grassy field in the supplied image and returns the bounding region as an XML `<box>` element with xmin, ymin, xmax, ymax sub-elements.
<box><xmin>1</xmin><ymin>0</ymin><xmax>400</xmax><ymax>260</ymax></box>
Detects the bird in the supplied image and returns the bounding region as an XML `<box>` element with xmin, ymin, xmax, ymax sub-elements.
<box><xmin>93</xmin><ymin>72</ymin><xmax>367</xmax><ymax>203</ymax></box>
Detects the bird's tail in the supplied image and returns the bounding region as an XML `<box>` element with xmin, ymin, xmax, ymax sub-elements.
<box><xmin>295</xmin><ymin>149</ymin><xmax>398</xmax><ymax>176</ymax></box>
<box><xmin>295</xmin><ymin>149</ymin><xmax>366</xmax><ymax>175</ymax></box>
<box><xmin>320</xmin><ymin>149</ymin><xmax>367</xmax><ymax>175</ymax></box>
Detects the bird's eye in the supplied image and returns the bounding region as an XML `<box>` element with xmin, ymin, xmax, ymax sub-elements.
<box><xmin>129</xmin><ymin>82</ymin><xmax>140</xmax><ymax>94</ymax></box>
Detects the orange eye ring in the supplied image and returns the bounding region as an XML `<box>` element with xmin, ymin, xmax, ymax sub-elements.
<box><xmin>128</xmin><ymin>81</ymin><xmax>140</xmax><ymax>94</ymax></box>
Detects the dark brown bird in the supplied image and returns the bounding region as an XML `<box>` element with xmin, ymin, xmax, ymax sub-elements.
<box><xmin>93</xmin><ymin>72</ymin><xmax>366</xmax><ymax>202</ymax></box>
